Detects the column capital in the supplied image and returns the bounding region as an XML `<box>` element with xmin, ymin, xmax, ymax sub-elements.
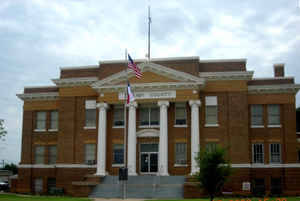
<box><xmin>96</xmin><ymin>102</ymin><xmax>109</xmax><ymax>109</ymax></box>
<box><xmin>127</xmin><ymin>101</ymin><xmax>138</xmax><ymax>108</ymax></box>
<box><xmin>189</xmin><ymin>100</ymin><xmax>201</xmax><ymax>107</ymax></box>
<box><xmin>158</xmin><ymin>100</ymin><xmax>169</xmax><ymax>107</ymax></box>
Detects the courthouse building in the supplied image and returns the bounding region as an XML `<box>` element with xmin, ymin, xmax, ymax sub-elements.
<box><xmin>16</xmin><ymin>56</ymin><xmax>300</xmax><ymax>196</ymax></box>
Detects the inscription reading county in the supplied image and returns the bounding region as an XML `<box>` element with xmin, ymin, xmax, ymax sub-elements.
<box><xmin>119</xmin><ymin>91</ymin><xmax>176</xmax><ymax>100</ymax></box>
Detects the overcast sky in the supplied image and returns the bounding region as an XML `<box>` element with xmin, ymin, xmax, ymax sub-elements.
<box><xmin>0</xmin><ymin>0</ymin><xmax>300</xmax><ymax>164</ymax></box>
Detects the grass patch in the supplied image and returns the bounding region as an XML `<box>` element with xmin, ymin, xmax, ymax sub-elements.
<box><xmin>0</xmin><ymin>194</ymin><xmax>92</xmax><ymax>201</ymax></box>
<box><xmin>145</xmin><ymin>198</ymin><xmax>300</xmax><ymax>201</ymax></box>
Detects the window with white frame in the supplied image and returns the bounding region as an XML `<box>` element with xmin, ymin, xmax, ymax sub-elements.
<box><xmin>113</xmin><ymin>144</ymin><xmax>124</xmax><ymax>164</ymax></box>
<box><xmin>251</xmin><ymin>105</ymin><xmax>263</xmax><ymax>126</ymax></box>
<box><xmin>205</xmin><ymin>96</ymin><xmax>218</xmax><ymax>125</ymax></box>
<box><xmin>48</xmin><ymin>145</ymin><xmax>57</xmax><ymax>164</ymax></box>
<box><xmin>175</xmin><ymin>143</ymin><xmax>187</xmax><ymax>165</ymax></box>
<box><xmin>36</xmin><ymin>111</ymin><xmax>46</xmax><ymax>130</ymax></box>
<box><xmin>268</xmin><ymin>105</ymin><xmax>280</xmax><ymax>126</ymax></box>
<box><xmin>34</xmin><ymin>178</ymin><xmax>43</xmax><ymax>194</ymax></box>
<box><xmin>140</xmin><ymin>105</ymin><xmax>159</xmax><ymax>126</ymax></box>
<box><xmin>175</xmin><ymin>102</ymin><xmax>187</xmax><ymax>125</ymax></box>
<box><xmin>206</xmin><ymin>142</ymin><xmax>217</xmax><ymax>153</ymax></box>
<box><xmin>85</xmin><ymin>100</ymin><xmax>97</xmax><ymax>128</ymax></box>
<box><xmin>113</xmin><ymin>105</ymin><xmax>124</xmax><ymax>127</ymax></box>
<box><xmin>253</xmin><ymin>144</ymin><xmax>264</xmax><ymax>163</ymax></box>
<box><xmin>85</xmin><ymin>144</ymin><xmax>96</xmax><ymax>164</ymax></box>
<box><xmin>270</xmin><ymin>143</ymin><xmax>281</xmax><ymax>163</ymax></box>
<box><xmin>50</xmin><ymin>111</ymin><xmax>58</xmax><ymax>130</ymax></box>
<box><xmin>35</xmin><ymin>146</ymin><xmax>45</xmax><ymax>164</ymax></box>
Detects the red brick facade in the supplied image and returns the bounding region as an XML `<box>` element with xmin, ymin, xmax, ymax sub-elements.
<box><xmin>15</xmin><ymin>57</ymin><xmax>300</xmax><ymax>196</ymax></box>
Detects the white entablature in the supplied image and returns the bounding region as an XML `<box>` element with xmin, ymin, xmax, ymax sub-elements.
<box><xmin>91</xmin><ymin>62</ymin><xmax>205</xmax><ymax>92</ymax></box>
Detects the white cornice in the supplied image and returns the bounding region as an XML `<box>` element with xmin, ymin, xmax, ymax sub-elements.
<box><xmin>18</xmin><ymin>164</ymin><xmax>97</xmax><ymax>168</ymax></box>
<box><xmin>94</xmin><ymin>82</ymin><xmax>204</xmax><ymax>93</ymax></box>
<box><xmin>200</xmin><ymin>58</ymin><xmax>247</xmax><ymax>63</ymax></box>
<box><xmin>248</xmin><ymin>84</ymin><xmax>300</xmax><ymax>94</ymax></box>
<box><xmin>99</xmin><ymin>56</ymin><xmax>200</xmax><ymax>64</ymax></box>
<box><xmin>16</xmin><ymin>92</ymin><xmax>59</xmax><ymax>101</ymax></box>
<box><xmin>199</xmin><ymin>71</ymin><xmax>254</xmax><ymax>81</ymax></box>
<box><xmin>52</xmin><ymin>77</ymin><xmax>98</xmax><ymax>87</ymax></box>
<box><xmin>252</xmin><ymin>76</ymin><xmax>294</xmax><ymax>80</ymax></box>
<box><xmin>60</xmin><ymin>65</ymin><xmax>98</xmax><ymax>70</ymax></box>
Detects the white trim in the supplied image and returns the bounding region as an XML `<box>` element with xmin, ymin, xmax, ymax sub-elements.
<box><xmin>251</xmin><ymin>125</ymin><xmax>264</xmax><ymax>128</ymax></box>
<box><xmin>83</xmin><ymin>126</ymin><xmax>96</xmax><ymax>130</ymax></box>
<box><xmin>174</xmin><ymin>125</ymin><xmax>188</xmax><ymax>128</ymax></box>
<box><xmin>205</xmin><ymin>124</ymin><xmax>219</xmax><ymax>127</ymax></box>
<box><xmin>112</xmin><ymin>164</ymin><xmax>125</xmax><ymax>167</ymax></box>
<box><xmin>112</xmin><ymin>126</ymin><xmax>125</xmax><ymax>129</ymax></box>
<box><xmin>136</xmin><ymin>129</ymin><xmax>160</xmax><ymax>138</ymax></box>
<box><xmin>60</xmin><ymin>65</ymin><xmax>98</xmax><ymax>70</ymax></box>
<box><xmin>99</xmin><ymin>56</ymin><xmax>200</xmax><ymax>64</ymax></box>
<box><xmin>18</xmin><ymin>164</ymin><xmax>97</xmax><ymax>168</ymax></box>
<box><xmin>52</xmin><ymin>77</ymin><xmax>98</xmax><ymax>87</ymax></box>
<box><xmin>200</xmin><ymin>58</ymin><xmax>247</xmax><ymax>63</ymax></box>
<box><xmin>252</xmin><ymin>76</ymin><xmax>294</xmax><ymax>80</ymax></box>
<box><xmin>139</xmin><ymin>125</ymin><xmax>160</xmax><ymax>129</ymax></box>
<box><xmin>296</xmin><ymin>132</ymin><xmax>300</xmax><ymax>135</ymax></box>
<box><xmin>267</xmin><ymin>125</ymin><xmax>282</xmax><ymax>128</ymax></box>
<box><xmin>248</xmin><ymin>84</ymin><xmax>300</xmax><ymax>94</ymax></box>
<box><xmin>17</xmin><ymin>92</ymin><xmax>59</xmax><ymax>101</ymax></box>
<box><xmin>18</xmin><ymin>163</ymin><xmax>300</xmax><ymax>169</ymax></box>
<box><xmin>48</xmin><ymin>129</ymin><xmax>58</xmax><ymax>132</ymax></box>
<box><xmin>174</xmin><ymin>164</ymin><xmax>188</xmax><ymax>167</ymax></box>
<box><xmin>199</xmin><ymin>71</ymin><xmax>254</xmax><ymax>81</ymax></box>
<box><xmin>34</xmin><ymin>129</ymin><xmax>46</xmax><ymax>132</ymax></box>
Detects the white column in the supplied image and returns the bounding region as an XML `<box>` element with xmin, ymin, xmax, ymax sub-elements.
<box><xmin>127</xmin><ymin>101</ymin><xmax>137</xmax><ymax>176</ymax></box>
<box><xmin>96</xmin><ymin>102</ymin><xmax>109</xmax><ymax>176</ymax></box>
<box><xmin>158</xmin><ymin>101</ymin><xmax>169</xmax><ymax>176</ymax></box>
<box><xmin>189</xmin><ymin>100</ymin><xmax>201</xmax><ymax>175</ymax></box>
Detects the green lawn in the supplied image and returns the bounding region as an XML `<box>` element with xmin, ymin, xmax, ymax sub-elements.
<box><xmin>0</xmin><ymin>194</ymin><xmax>92</xmax><ymax>201</ymax></box>
<box><xmin>146</xmin><ymin>198</ymin><xmax>300</xmax><ymax>201</ymax></box>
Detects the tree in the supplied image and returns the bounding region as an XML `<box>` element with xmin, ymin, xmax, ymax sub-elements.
<box><xmin>0</xmin><ymin>119</ymin><xmax>7</xmax><ymax>141</ymax></box>
<box><xmin>2</xmin><ymin>163</ymin><xmax>18</xmax><ymax>175</ymax></box>
<box><xmin>195</xmin><ymin>146</ymin><xmax>233</xmax><ymax>201</ymax></box>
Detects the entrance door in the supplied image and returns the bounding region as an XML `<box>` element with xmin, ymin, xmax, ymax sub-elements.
<box><xmin>140</xmin><ymin>153</ymin><xmax>158</xmax><ymax>173</ymax></box>
<box><xmin>140</xmin><ymin>143</ymin><xmax>158</xmax><ymax>174</ymax></box>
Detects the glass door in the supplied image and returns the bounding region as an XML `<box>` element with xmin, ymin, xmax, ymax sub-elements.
<box><xmin>140</xmin><ymin>153</ymin><xmax>149</xmax><ymax>173</ymax></box>
<box><xmin>149</xmin><ymin>153</ymin><xmax>158</xmax><ymax>172</ymax></box>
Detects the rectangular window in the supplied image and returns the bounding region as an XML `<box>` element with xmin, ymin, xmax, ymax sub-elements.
<box><xmin>175</xmin><ymin>143</ymin><xmax>187</xmax><ymax>165</ymax></box>
<box><xmin>253</xmin><ymin>144</ymin><xmax>264</xmax><ymax>164</ymax></box>
<box><xmin>113</xmin><ymin>105</ymin><xmax>124</xmax><ymax>127</ymax></box>
<box><xmin>47</xmin><ymin>178</ymin><xmax>56</xmax><ymax>193</ymax></box>
<box><xmin>140</xmin><ymin>105</ymin><xmax>159</xmax><ymax>126</ymax></box>
<box><xmin>271</xmin><ymin>178</ymin><xmax>282</xmax><ymax>195</ymax></box>
<box><xmin>251</xmin><ymin>105</ymin><xmax>263</xmax><ymax>126</ymax></box>
<box><xmin>48</xmin><ymin>146</ymin><xmax>57</xmax><ymax>164</ymax></box>
<box><xmin>85</xmin><ymin>144</ymin><xmax>96</xmax><ymax>164</ymax></box>
<box><xmin>85</xmin><ymin>100</ymin><xmax>97</xmax><ymax>128</ymax></box>
<box><xmin>113</xmin><ymin>144</ymin><xmax>124</xmax><ymax>164</ymax></box>
<box><xmin>50</xmin><ymin>111</ymin><xmax>58</xmax><ymax>130</ymax></box>
<box><xmin>206</xmin><ymin>142</ymin><xmax>217</xmax><ymax>153</ymax></box>
<box><xmin>175</xmin><ymin>102</ymin><xmax>187</xmax><ymax>125</ymax></box>
<box><xmin>35</xmin><ymin>146</ymin><xmax>45</xmax><ymax>164</ymax></box>
<box><xmin>205</xmin><ymin>96</ymin><xmax>218</xmax><ymax>125</ymax></box>
<box><xmin>298</xmin><ymin>150</ymin><xmax>300</xmax><ymax>162</ymax></box>
<box><xmin>270</xmin><ymin>143</ymin><xmax>281</xmax><ymax>163</ymax></box>
<box><xmin>34</xmin><ymin>178</ymin><xmax>43</xmax><ymax>194</ymax></box>
<box><xmin>268</xmin><ymin>104</ymin><xmax>280</xmax><ymax>125</ymax></box>
<box><xmin>36</xmin><ymin>111</ymin><xmax>46</xmax><ymax>130</ymax></box>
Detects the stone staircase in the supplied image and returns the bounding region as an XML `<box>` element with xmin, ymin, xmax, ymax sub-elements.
<box><xmin>89</xmin><ymin>175</ymin><xmax>185</xmax><ymax>198</ymax></box>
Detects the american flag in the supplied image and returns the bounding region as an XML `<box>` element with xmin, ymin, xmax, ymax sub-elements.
<box><xmin>128</xmin><ymin>54</ymin><xmax>142</xmax><ymax>79</ymax></box>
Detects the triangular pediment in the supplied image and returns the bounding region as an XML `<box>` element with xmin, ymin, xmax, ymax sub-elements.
<box><xmin>91</xmin><ymin>62</ymin><xmax>205</xmax><ymax>92</ymax></box>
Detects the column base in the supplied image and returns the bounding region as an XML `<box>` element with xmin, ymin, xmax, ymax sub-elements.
<box><xmin>95</xmin><ymin>171</ymin><xmax>107</xmax><ymax>176</ymax></box>
<box><xmin>158</xmin><ymin>172</ymin><xmax>169</xmax><ymax>176</ymax></box>
<box><xmin>128</xmin><ymin>172</ymin><xmax>138</xmax><ymax>176</ymax></box>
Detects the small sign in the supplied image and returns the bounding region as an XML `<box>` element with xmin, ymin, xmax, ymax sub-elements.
<box><xmin>242</xmin><ymin>182</ymin><xmax>251</xmax><ymax>191</ymax></box>
<box><xmin>119</xmin><ymin>90</ymin><xmax>176</xmax><ymax>100</ymax></box>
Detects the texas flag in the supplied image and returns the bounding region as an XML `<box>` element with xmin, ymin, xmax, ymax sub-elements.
<box><xmin>127</xmin><ymin>83</ymin><xmax>135</xmax><ymax>104</ymax></box>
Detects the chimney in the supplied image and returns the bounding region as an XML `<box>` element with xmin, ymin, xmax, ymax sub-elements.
<box><xmin>273</xmin><ymin>63</ymin><xmax>285</xmax><ymax>77</ymax></box>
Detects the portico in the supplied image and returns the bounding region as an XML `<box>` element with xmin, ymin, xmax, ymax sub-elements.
<box><xmin>92</xmin><ymin>62</ymin><xmax>205</xmax><ymax>176</ymax></box>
